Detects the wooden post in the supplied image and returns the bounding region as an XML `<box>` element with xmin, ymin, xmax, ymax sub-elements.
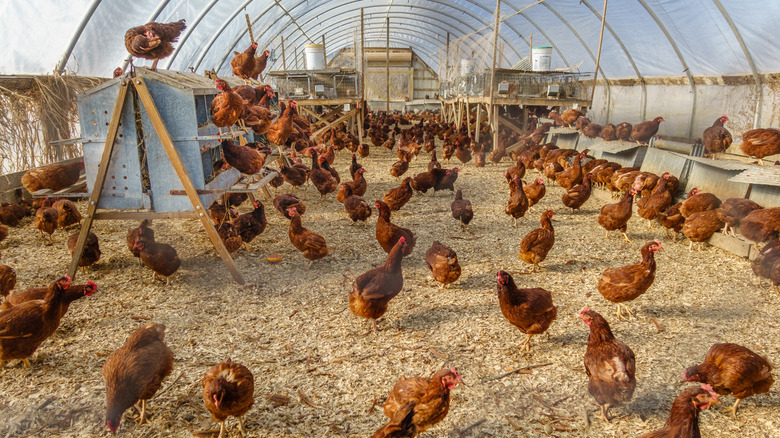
<box><xmin>444</xmin><ymin>32</ymin><xmax>450</xmax><ymax>83</ymax></box>
<box><xmin>281</xmin><ymin>36</ymin><xmax>287</xmax><ymax>71</ymax></box>
<box><xmin>475</xmin><ymin>103</ymin><xmax>482</xmax><ymax>142</ymax></box>
<box><xmin>245</xmin><ymin>14</ymin><xmax>255</xmax><ymax>43</ymax></box>
<box><xmin>360</xmin><ymin>8</ymin><xmax>365</xmax><ymax>109</ymax></box>
<box><xmin>529</xmin><ymin>33</ymin><xmax>533</xmax><ymax>62</ymax></box>
<box><xmin>591</xmin><ymin>0</ymin><xmax>608</xmax><ymax>102</ymax></box>
<box><xmin>386</xmin><ymin>17</ymin><xmax>390</xmax><ymax>113</ymax></box>
<box><xmin>489</xmin><ymin>0</ymin><xmax>501</xmax><ymax>152</ymax></box>
<box><xmin>294</xmin><ymin>46</ymin><xmax>298</xmax><ymax>69</ymax></box>
<box><xmin>134</xmin><ymin>78</ymin><xmax>245</xmax><ymax>285</ymax></box>
<box><xmin>322</xmin><ymin>34</ymin><xmax>326</xmax><ymax>66</ymax></box>
<box><xmin>465</xmin><ymin>101</ymin><xmax>471</xmax><ymax>135</ymax></box>
<box><xmin>68</xmin><ymin>80</ymin><xmax>130</xmax><ymax>279</ymax></box>
<box><xmin>522</xmin><ymin>107</ymin><xmax>528</xmax><ymax>131</ymax></box>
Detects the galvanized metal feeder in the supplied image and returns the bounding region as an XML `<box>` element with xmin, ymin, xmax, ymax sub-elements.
<box><xmin>69</xmin><ymin>69</ymin><xmax>278</xmax><ymax>284</ymax></box>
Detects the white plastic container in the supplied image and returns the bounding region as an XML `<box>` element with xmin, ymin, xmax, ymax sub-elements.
<box><xmin>531</xmin><ymin>47</ymin><xmax>553</xmax><ymax>71</ymax></box>
<box><xmin>460</xmin><ymin>58</ymin><xmax>475</xmax><ymax>76</ymax></box>
<box><xmin>304</xmin><ymin>44</ymin><xmax>325</xmax><ymax>70</ymax></box>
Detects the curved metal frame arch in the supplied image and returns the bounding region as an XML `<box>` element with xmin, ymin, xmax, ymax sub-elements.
<box><xmin>192</xmin><ymin>3</ymin><xmax>469</xmax><ymax>72</ymax></box>
<box><xmin>636</xmin><ymin>0</ymin><xmax>696</xmax><ymax>136</ymax></box>
<box><xmin>711</xmin><ymin>0</ymin><xmax>763</xmax><ymax>129</ymax></box>
<box><xmin>325</xmin><ymin>29</ymin><xmax>444</xmax><ymax>63</ymax></box>
<box><xmin>193</xmin><ymin>0</ymin><xmax>254</xmax><ymax>72</ymax></box>
<box><xmin>276</xmin><ymin>8</ymin><xmax>531</xmax><ymax>77</ymax></box>
<box><xmin>218</xmin><ymin>0</ymin><xmax>526</xmax><ymax>73</ymax></box>
<box><xmin>579</xmin><ymin>0</ymin><xmax>647</xmax><ymax>120</ymax></box>
<box><xmin>163</xmin><ymin>0</ymin><xmax>221</xmax><ymax>69</ymax></box>
<box><xmin>227</xmin><ymin>0</ymin><xmax>517</xmax><ymax>69</ymax></box>
<box><xmin>265</xmin><ymin>10</ymin><xmax>498</xmax><ymax>72</ymax></box>
<box><xmin>539</xmin><ymin>2</ymin><xmax>611</xmax><ymax>115</ymax></box>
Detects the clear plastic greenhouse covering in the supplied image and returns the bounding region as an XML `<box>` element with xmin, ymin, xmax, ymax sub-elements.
<box><xmin>2</xmin><ymin>0</ymin><xmax>779</xmax><ymax>80</ymax></box>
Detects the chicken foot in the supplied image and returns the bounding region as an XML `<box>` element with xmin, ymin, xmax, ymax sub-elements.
<box><xmin>150</xmin><ymin>59</ymin><xmax>159</xmax><ymax>71</ymax></box>
<box><xmin>723</xmin><ymin>398</ymin><xmax>742</xmax><ymax>418</ymax></box>
<box><xmin>615</xmin><ymin>303</ymin><xmax>634</xmax><ymax>320</ymax></box>
<box><xmin>600</xmin><ymin>403</ymin><xmax>611</xmax><ymax>422</ymax></box>
<box><xmin>136</xmin><ymin>399</ymin><xmax>148</xmax><ymax>424</ymax></box>
<box><xmin>217</xmin><ymin>421</ymin><xmax>226</xmax><ymax>438</ymax></box>
<box><xmin>519</xmin><ymin>334</ymin><xmax>533</xmax><ymax>351</ymax></box>
<box><xmin>237</xmin><ymin>417</ymin><xmax>247</xmax><ymax>437</ymax></box>
<box><xmin>621</xmin><ymin>232</ymin><xmax>632</xmax><ymax>243</ymax></box>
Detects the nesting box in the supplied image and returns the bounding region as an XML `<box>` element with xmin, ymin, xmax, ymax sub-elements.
<box><xmin>77</xmin><ymin>69</ymin><xmax>244</xmax><ymax>212</ymax></box>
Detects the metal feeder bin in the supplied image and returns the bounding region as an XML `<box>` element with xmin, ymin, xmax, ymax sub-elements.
<box><xmin>77</xmin><ymin>69</ymin><xmax>244</xmax><ymax>213</ymax></box>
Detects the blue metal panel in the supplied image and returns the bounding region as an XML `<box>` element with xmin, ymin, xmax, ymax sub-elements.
<box><xmin>748</xmin><ymin>185</ymin><xmax>780</xmax><ymax>209</ymax></box>
<box><xmin>598</xmin><ymin>148</ymin><xmax>646</xmax><ymax>168</ymax></box>
<box><xmin>641</xmin><ymin>148</ymin><xmax>688</xmax><ymax>181</ymax></box>
<box><xmin>138</xmin><ymin>78</ymin><xmax>207</xmax><ymax>212</ymax></box>
<box><xmin>685</xmin><ymin>163</ymin><xmax>749</xmax><ymax>200</ymax></box>
<box><xmin>77</xmin><ymin>80</ymin><xmax>144</xmax><ymax>210</ymax></box>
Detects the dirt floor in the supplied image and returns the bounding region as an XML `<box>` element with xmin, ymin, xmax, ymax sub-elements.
<box><xmin>0</xmin><ymin>145</ymin><xmax>778</xmax><ymax>438</ymax></box>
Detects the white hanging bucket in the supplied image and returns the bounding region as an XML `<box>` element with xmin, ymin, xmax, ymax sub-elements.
<box><xmin>531</xmin><ymin>47</ymin><xmax>553</xmax><ymax>71</ymax></box>
<box><xmin>460</xmin><ymin>58</ymin><xmax>475</xmax><ymax>76</ymax></box>
<box><xmin>304</xmin><ymin>44</ymin><xmax>325</xmax><ymax>70</ymax></box>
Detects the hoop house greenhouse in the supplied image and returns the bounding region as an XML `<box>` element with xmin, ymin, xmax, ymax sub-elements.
<box><xmin>0</xmin><ymin>1</ymin><xmax>778</xmax><ymax>437</ymax></box>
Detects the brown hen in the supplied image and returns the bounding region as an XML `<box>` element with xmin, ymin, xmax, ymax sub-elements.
<box><xmin>683</xmin><ymin>343</ymin><xmax>773</xmax><ymax>417</ymax></box>
<box><xmin>383</xmin><ymin>367</ymin><xmax>463</xmax><ymax>433</ymax></box>
<box><xmin>579</xmin><ymin>307</ymin><xmax>636</xmax><ymax>422</ymax></box>
<box><xmin>103</xmin><ymin>323</ymin><xmax>174</xmax><ymax>433</ymax></box>
<box><xmin>350</xmin><ymin>237</ymin><xmax>406</xmax><ymax>332</ymax></box>
<box><xmin>496</xmin><ymin>270</ymin><xmax>557</xmax><ymax>351</ymax></box>
<box><xmin>597</xmin><ymin>240</ymin><xmax>662</xmax><ymax>319</ymax></box>
<box><xmin>203</xmin><ymin>359</ymin><xmax>255</xmax><ymax>438</ymax></box>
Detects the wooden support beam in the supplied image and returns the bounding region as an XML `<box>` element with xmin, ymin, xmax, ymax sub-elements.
<box><xmin>444</xmin><ymin>32</ymin><xmax>450</xmax><ymax>82</ymax></box>
<box><xmin>497</xmin><ymin>114</ymin><xmax>525</xmax><ymax>136</ymax></box>
<box><xmin>297</xmin><ymin>104</ymin><xmax>321</xmax><ymax>121</ymax></box>
<box><xmin>134</xmin><ymin>77</ymin><xmax>245</xmax><ymax>285</ymax></box>
<box><xmin>68</xmin><ymin>79</ymin><xmax>130</xmax><ymax>280</ymax></box>
<box><xmin>465</xmin><ymin>101</ymin><xmax>471</xmax><ymax>136</ymax></box>
<box><xmin>94</xmin><ymin>211</ymin><xmax>197</xmax><ymax>220</ymax></box>
<box><xmin>591</xmin><ymin>0</ymin><xmax>608</xmax><ymax>103</ymax></box>
<box><xmin>386</xmin><ymin>17</ymin><xmax>390</xmax><ymax>113</ymax></box>
<box><xmin>281</xmin><ymin>36</ymin><xmax>287</xmax><ymax>72</ymax></box>
<box><xmin>489</xmin><ymin>0</ymin><xmax>501</xmax><ymax>151</ymax></box>
<box><xmin>505</xmin><ymin>139</ymin><xmax>526</xmax><ymax>154</ymax></box>
<box><xmin>475</xmin><ymin>103</ymin><xmax>482</xmax><ymax>142</ymax></box>
<box><xmin>310</xmin><ymin>107</ymin><xmax>360</xmax><ymax>139</ymax></box>
<box><xmin>360</xmin><ymin>8</ymin><xmax>365</xmax><ymax>105</ymax></box>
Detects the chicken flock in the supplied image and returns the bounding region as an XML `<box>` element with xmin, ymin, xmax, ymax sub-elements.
<box><xmin>0</xmin><ymin>19</ymin><xmax>778</xmax><ymax>438</ymax></box>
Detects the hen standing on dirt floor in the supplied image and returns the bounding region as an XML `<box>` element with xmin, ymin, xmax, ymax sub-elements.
<box><xmin>496</xmin><ymin>270</ymin><xmax>557</xmax><ymax>352</ymax></box>
<box><xmin>579</xmin><ymin>308</ymin><xmax>636</xmax><ymax>422</ymax></box>
<box><xmin>103</xmin><ymin>323</ymin><xmax>174</xmax><ymax>434</ymax></box>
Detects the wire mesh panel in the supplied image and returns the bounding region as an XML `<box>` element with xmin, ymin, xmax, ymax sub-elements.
<box><xmin>442</xmin><ymin>69</ymin><xmax>590</xmax><ymax>100</ymax></box>
<box><xmin>267</xmin><ymin>70</ymin><xmax>359</xmax><ymax>100</ymax></box>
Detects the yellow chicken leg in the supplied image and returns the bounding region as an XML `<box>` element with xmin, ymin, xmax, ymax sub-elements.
<box><xmin>520</xmin><ymin>334</ymin><xmax>533</xmax><ymax>351</ymax></box>
<box><xmin>136</xmin><ymin>400</ymin><xmax>147</xmax><ymax>424</ymax></box>
<box><xmin>600</xmin><ymin>403</ymin><xmax>611</xmax><ymax>422</ymax></box>
<box><xmin>238</xmin><ymin>417</ymin><xmax>246</xmax><ymax>437</ymax></box>
<box><xmin>217</xmin><ymin>421</ymin><xmax>226</xmax><ymax>438</ymax></box>
<box><xmin>725</xmin><ymin>398</ymin><xmax>742</xmax><ymax>417</ymax></box>
<box><xmin>22</xmin><ymin>359</ymin><xmax>31</xmax><ymax>368</ymax></box>
<box><xmin>621</xmin><ymin>232</ymin><xmax>632</xmax><ymax>243</ymax></box>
